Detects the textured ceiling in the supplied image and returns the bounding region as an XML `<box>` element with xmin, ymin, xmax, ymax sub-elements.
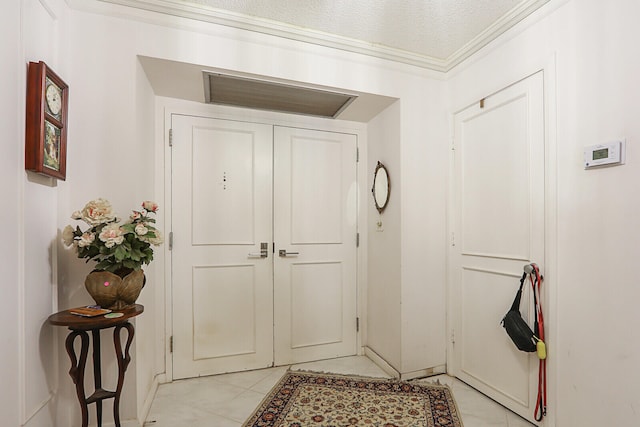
<box><xmin>97</xmin><ymin>0</ymin><xmax>549</xmax><ymax>70</ymax></box>
<box><xmin>185</xmin><ymin>0</ymin><xmax>525</xmax><ymax>60</ymax></box>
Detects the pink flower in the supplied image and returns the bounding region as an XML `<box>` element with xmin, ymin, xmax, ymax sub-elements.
<box><xmin>78</xmin><ymin>232</ymin><xmax>96</xmax><ymax>248</ymax></box>
<box><xmin>98</xmin><ymin>224</ymin><xmax>124</xmax><ymax>248</ymax></box>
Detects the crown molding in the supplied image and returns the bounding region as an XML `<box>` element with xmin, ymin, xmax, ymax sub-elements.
<box><xmin>78</xmin><ymin>0</ymin><xmax>549</xmax><ymax>72</ymax></box>
<box><xmin>446</xmin><ymin>0</ymin><xmax>550</xmax><ymax>70</ymax></box>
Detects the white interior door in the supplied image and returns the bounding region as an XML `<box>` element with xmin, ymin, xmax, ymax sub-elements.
<box><xmin>273</xmin><ymin>126</ymin><xmax>358</xmax><ymax>365</ymax></box>
<box><xmin>171</xmin><ymin>116</ymin><xmax>358</xmax><ymax>378</ymax></box>
<box><xmin>449</xmin><ymin>72</ymin><xmax>545</xmax><ymax>423</ymax></box>
<box><xmin>171</xmin><ymin>115</ymin><xmax>273</xmax><ymax>379</ymax></box>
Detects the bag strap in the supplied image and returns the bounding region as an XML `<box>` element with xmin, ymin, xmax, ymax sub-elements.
<box><xmin>509</xmin><ymin>272</ymin><xmax>528</xmax><ymax>311</ymax></box>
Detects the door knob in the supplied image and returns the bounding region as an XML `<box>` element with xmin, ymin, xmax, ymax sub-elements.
<box><xmin>278</xmin><ymin>249</ymin><xmax>299</xmax><ymax>257</ymax></box>
<box><xmin>248</xmin><ymin>242</ymin><xmax>269</xmax><ymax>258</ymax></box>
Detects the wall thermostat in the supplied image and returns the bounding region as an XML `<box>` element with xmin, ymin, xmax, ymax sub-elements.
<box><xmin>584</xmin><ymin>140</ymin><xmax>625</xmax><ymax>169</ymax></box>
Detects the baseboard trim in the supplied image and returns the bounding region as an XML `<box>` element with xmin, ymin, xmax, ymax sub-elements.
<box><xmin>363</xmin><ymin>346</ymin><xmax>400</xmax><ymax>379</ymax></box>
<box><xmin>399</xmin><ymin>364</ymin><xmax>447</xmax><ymax>381</ymax></box>
<box><xmin>364</xmin><ymin>347</ymin><xmax>446</xmax><ymax>381</ymax></box>
<box><xmin>137</xmin><ymin>373</ymin><xmax>161</xmax><ymax>426</ymax></box>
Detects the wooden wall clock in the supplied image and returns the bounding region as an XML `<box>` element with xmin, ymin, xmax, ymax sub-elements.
<box><xmin>25</xmin><ymin>61</ymin><xmax>68</xmax><ymax>180</ymax></box>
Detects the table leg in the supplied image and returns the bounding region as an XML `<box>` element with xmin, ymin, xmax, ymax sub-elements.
<box><xmin>91</xmin><ymin>329</ymin><xmax>103</xmax><ymax>427</ymax></box>
<box><xmin>113</xmin><ymin>322</ymin><xmax>134</xmax><ymax>427</ymax></box>
<box><xmin>65</xmin><ymin>330</ymin><xmax>90</xmax><ymax>427</ymax></box>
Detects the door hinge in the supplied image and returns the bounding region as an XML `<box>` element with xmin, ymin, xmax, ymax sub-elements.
<box><xmin>356</xmin><ymin>317</ymin><xmax>360</xmax><ymax>332</ymax></box>
<box><xmin>450</xmin><ymin>330</ymin><xmax>455</xmax><ymax>345</ymax></box>
<box><xmin>168</xmin><ymin>231</ymin><xmax>174</xmax><ymax>250</ymax></box>
<box><xmin>356</xmin><ymin>147</ymin><xmax>359</xmax><ymax>163</ymax></box>
<box><xmin>356</xmin><ymin>233</ymin><xmax>360</xmax><ymax>247</ymax></box>
<box><xmin>451</xmin><ymin>232</ymin><xmax>455</xmax><ymax>247</ymax></box>
<box><xmin>169</xmin><ymin>128</ymin><xmax>173</xmax><ymax>146</ymax></box>
<box><xmin>169</xmin><ymin>336</ymin><xmax>173</xmax><ymax>353</ymax></box>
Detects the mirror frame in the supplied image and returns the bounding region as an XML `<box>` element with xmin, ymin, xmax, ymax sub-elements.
<box><xmin>372</xmin><ymin>161</ymin><xmax>390</xmax><ymax>214</ymax></box>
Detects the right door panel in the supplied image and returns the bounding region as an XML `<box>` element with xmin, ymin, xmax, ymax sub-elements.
<box><xmin>273</xmin><ymin>126</ymin><xmax>358</xmax><ymax>366</ymax></box>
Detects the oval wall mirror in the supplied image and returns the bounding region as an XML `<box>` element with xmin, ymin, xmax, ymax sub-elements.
<box><xmin>372</xmin><ymin>161</ymin><xmax>390</xmax><ymax>213</ymax></box>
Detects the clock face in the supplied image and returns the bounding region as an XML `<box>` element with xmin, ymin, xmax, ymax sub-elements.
<box><xmin>45</xmin><ymin>80</ymin><xmax>62</xmax><ymax>116</ymax></box>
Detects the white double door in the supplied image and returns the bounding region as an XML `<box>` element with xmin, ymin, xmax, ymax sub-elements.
<box><xmin>171</xmin><ymin>115</ymin><xmax>358</xmax><ymax>379</ymax></box>
<box><xmin>449</xmin><ymin>72</ymin><xmax>545</xmax><ymax>424</ymax></box>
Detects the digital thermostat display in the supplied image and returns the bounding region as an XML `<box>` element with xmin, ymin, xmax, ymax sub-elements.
<box><xmin>584</xmin><ymin>140</ymin><xmax>625</xmax><ymax>169</ymax></box>
<box><xmin>592</xmin><ymin>148</ymin><xmax>609</xmax><ymax>160</ymax></box>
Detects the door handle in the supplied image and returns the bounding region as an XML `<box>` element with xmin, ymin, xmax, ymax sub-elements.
<box><xmin>278</xmin><ymin>249</ymin><xmax>299</xmax><ymax>257</ymax></box>
<box><xmin>248</xmin><ymin>242</ymin><xmax>269</xmax><ymax>258</ymax></box>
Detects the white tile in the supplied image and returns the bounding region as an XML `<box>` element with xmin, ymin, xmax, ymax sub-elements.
<box><xmin>155</xmin><ymin>376</ymin><xmax>247</xmax><ymax>404</ymax></box>
<box><xmin>146</xmin><ymin>399</ymin><xmax>239</xmax><ymax>426</ymax></box>
<box><xmin>209</xmin><ymin>367</ymin><xmax>280</xmax><ymax>389</ymax></box>
<box><xmin>211</xmin><ymin>389</ymin><xmax>267</xmax><ymax>423</ymax></box>
<box><xmin>453</xmin><ymin>384</ymin><xmax>510</xmax><ymax>422</ymax></box>
<box><xmin>145</xmin><ymin>356</ymin><xmax>528</xmax><ymax>426</ymax></box>
<box><xmin>291</xmin><ymin>355</ymin><xmax>392</xmax><ymax>378</ymax></box>
<box><xmin>458</xmin><ymin>412</ymin><xmax>508</xmax><ymax>427</ymax></box>
<box><xmin>249</xmin><ymin>366</ymin><xmax>289</xmax><ymax>394</ymax></box>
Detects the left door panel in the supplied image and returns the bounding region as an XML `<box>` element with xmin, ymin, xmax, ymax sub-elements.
<box><xmin>171</xmin><ymin>115</ymin><xmax>273</xmax><ymax>379</ymax></box>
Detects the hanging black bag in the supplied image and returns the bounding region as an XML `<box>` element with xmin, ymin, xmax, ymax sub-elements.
<box><xmin>501</xmin><ymin>273</ymin><xmax>537</xmax><ymax>352</ymax></box>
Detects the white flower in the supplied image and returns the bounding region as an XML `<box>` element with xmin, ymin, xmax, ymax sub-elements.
<box><xmin>78</xmin><ymin>232</ymin><xmax>95</xmax><ymax>248</ymax></box>
<box><xmin>148</xmin><ymin>230</ymin><xmax>164</xmax><ymax>246</ymax></box>
<box><xmin>81</xmin><ymin>198</ymin><xmax>116</xmax><ymax>226</ymax></box>
<box><xmin>99</xmin><ymin>224</ymin><xmax>124</xmax><ymax>248</ymax></box>
<box><xmin>142</xmin><ymin>201</ymin><xmax>159</xmax><ymax>213</ymax></box>
<box><xmin>135</xmin><ymin>223</ymin><xmax>148</xmax><ymax>235</ymax></box>
<box><xmin>130</xmin><ymin>211</ymin><xmax>142</xmax><ymax>221</ymax></box>
<box><xmin>62</xmin><ymin>225</ymin><xmax>75</xmax><ymax>246</ymax></box>
<box><xmin>71</xmin><ymin>211</ymin><xmax>82</xmax><ymax>220</ymax></box>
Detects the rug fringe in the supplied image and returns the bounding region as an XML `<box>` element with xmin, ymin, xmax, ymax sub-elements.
<box><xmin>288</xmin><ymin>367</ymin><xmax>392</xmax><ymax>380</ymax></box>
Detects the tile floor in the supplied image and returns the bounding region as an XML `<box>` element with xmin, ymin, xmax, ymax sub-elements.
<box><xmin>144</xmin><ymin>356</ymin><xmax>535</xmax><ymax>427</ymax></box>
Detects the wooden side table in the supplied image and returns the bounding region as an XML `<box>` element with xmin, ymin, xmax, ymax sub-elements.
<box><xmin>48</xmin><ymin>304</ymin><xmax>143</xmax><ymax>427</ymax></box>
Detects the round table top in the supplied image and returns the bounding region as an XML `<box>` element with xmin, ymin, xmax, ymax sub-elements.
<box><xmin>48</xmin><ymin>304</ymin><xmax>144</xmax><ymax>330</ymax></box>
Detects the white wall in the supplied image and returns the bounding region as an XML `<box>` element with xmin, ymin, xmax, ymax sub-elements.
<box><xmin>1</xmin><ymin>0</ymin><xmax>24</xmax><ymax>426</ymax></box>
<box><xmin>399</xmin><ymin>78</ymin><xmax>449</xmax><ymax>374</ymax></box>
<box><xmin>56</xmin><ymin>7</ymin><xmax>162</xmax><ymax>425</ymax></box>
<box><xmin>17</xmin><ymin>0</ymin><xmax>73</xmax><ymax>426</ymax></box>
<box><xmin>448</xmin><ymin>0</ymin><xmax>640</xmax><ymax>424</ymax></box>
<box><xmin>366</xmin><ymin>101</ymin><xmax>402</xmax><ymax>369</ymax></box>
<box><xmin>366</xmin><ymin>86</ymin><xmax>449</xmax><ymax>377</ymax></box>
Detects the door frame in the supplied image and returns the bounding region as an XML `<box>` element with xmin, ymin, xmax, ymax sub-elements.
<box><xmin>446</xmin><ymin>60</ymin><xmax>558</xmax><ymax>426</ymax></box>
<box><xmin>156</xmin><ymin>98</ymin><xmax>368</xmax><ymax>382</ymax></box>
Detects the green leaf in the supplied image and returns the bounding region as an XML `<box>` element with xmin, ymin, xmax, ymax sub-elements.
<box><xmin>121</xmin><ymin>223</ymin><xmax>136</xmax><ymax>233</ymax></box>
<box><xmin>114</xmin><ymin>245</ymin><xmax>128</xmax><ymax>261</ymax></box>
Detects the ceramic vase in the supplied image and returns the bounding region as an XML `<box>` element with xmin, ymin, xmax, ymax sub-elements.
<box><xmin>84</xmin><ymin>269</ymin><xmax>145</xmax><ymax>310</ymax></box>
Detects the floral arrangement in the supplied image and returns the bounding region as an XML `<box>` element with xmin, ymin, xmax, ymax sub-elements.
<box><xmin>62</xmin><ymin>198</ymin><xmax>163</xmax><ymax>274</ymax></box>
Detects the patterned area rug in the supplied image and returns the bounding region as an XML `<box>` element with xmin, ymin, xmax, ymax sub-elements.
<box><xmin>243</xmin><ymin>371</ymin><xmax>464</xmax><ymax>427</ymax></box>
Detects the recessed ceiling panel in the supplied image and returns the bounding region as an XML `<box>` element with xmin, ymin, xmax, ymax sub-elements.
<box><xmin>204</xmin><ymin>72</ymin><xmax>356</xmax><ymax>118</ymax></box>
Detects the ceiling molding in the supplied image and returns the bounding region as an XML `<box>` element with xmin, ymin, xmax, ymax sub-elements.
<box><xmin>93</xmin><ymin>0</ymin><xmax>548</xmax><ymax>72</ymax></box>
<box><xmin>445</xmin><ymin>0</ymin><xmax>550</xmax><ymax>70</ymax></box>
